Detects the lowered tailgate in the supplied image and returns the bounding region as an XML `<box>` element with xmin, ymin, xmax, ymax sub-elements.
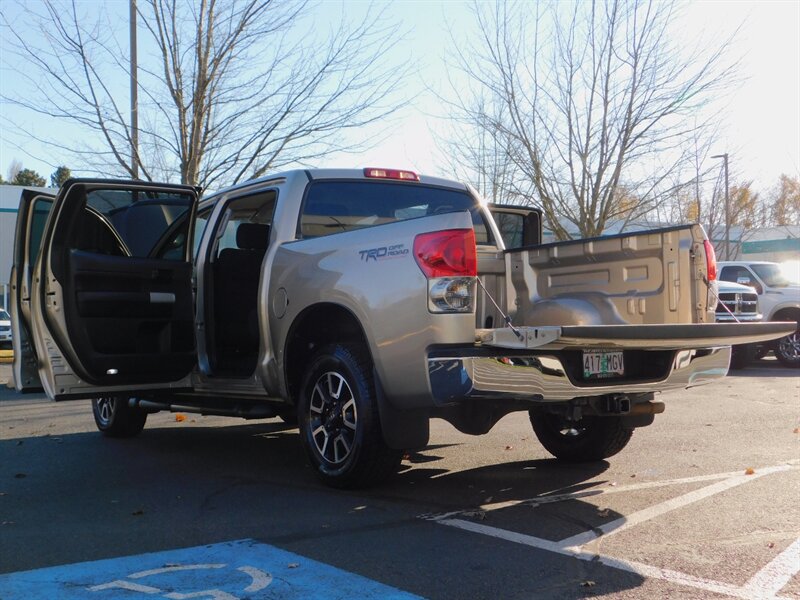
<box><xmin>478</xmin><ymin>322</ymin><xmax>796</xmax><ymax>350</ymax></box>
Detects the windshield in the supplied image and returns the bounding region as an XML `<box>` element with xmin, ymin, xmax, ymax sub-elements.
<box><xmin>0</xmin><ymin>309</ymin><xmax>9</xmax><ymax>321</ymax></box>
<box><xmin>751</xmin><ymin>263</ymin><xmax>799</xmax><ymax>287</ymax></box>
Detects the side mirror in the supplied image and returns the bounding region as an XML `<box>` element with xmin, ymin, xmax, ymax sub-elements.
<box><xmin>487</xmin><ymin>204</ymin><xmax>543</xmax><ymax>250</ymax></box>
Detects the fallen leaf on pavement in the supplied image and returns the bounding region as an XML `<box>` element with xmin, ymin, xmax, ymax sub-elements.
<box><xmin>744</xmin><ymin>467</ymin><xmax>755</xmax><ymax>475</ymax></box>
<box><xmin>505</xmin><ymin>445</ymin><xmax>513</xmax><ymax>450</ymax></box>
<box><xmin>175</xmin><ymin>414</ymin><xmax>187</xmax><ymax>422</ymax></box>
<box><xmin>597</xmin><ymin>508</ymin><xmax>610</xmax><ymax>518</ymax></box>
<box><xmin>793</xmin><ymin>428</ymin><xmax>799</xmax><ymax>434</ymax></box>
<box><xmin>768</xmin><ymin>542</ymin><xmax>775</xmax><ymax>549</ymax></box>
<box><xmin>608</xmin><ymin>482</ymin><xmax>617</xmax><ymax>487</ymax></box>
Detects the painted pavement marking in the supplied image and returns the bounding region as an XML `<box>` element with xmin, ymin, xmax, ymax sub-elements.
<box><xmin>0</xmin><ymin>539</ymin><xmax>423</xmax><ymax>600</ymax></box>
<box><xmin>423</xmin><ymin>463</ymin><xmax>800</xmax><ymax>600</ymax></box>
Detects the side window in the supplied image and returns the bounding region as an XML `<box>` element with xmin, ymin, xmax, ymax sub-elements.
<box><xmin>76</xmin><ymin>188</ymin><xmax>194</xmax><ymax>260</ymax></box>
<box><xmin>299</xmin><ymin>181</ymin><xmax>491</xmax><ymax>244</ymax></box>
<box><xmin>493</xmin><ymin>212</ymin><xmax>524</xmax><ymax>249</ymax></box>
<box><xmin>211</xmin><ymin>191</ymin><xmax>276</xmax><ymax>261</ymax></box>
<box><xmin>28</xmin><ymin>198</ymin><xmax>54</xmax><ymax>267</ymax></box>
<box><xmin>191</xmin><ymin>208</ymin><xmax>212</xmax><ymax>260</ymax></box>
<box><xmin>719</xmin><ymin>266</ymin><xmax>762</xmax><ymax>293</ymax></box>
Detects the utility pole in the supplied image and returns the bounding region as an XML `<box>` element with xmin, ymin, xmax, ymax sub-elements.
<box><xmin>130</xmin><ymin>0</ymin><xmax>139</xmax><ymax>179</ymax></box>
<box><xmin>712</xmin><ymin>153</ymin><xmax>730</xmax><ymax>259</ymax></box>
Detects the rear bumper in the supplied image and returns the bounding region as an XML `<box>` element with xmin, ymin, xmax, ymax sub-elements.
<box><xmin>428</xmin><ymin>346</ymin><xmax>731</xmax><ymax>405</ymax></box>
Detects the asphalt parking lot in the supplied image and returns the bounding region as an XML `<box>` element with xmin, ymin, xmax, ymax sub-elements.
<box><xmin>1</xmin><ymin>360</ymin><xmax>798</xmax><ymax>599</ymax></box>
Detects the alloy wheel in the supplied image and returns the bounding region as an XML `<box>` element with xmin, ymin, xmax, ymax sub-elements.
<box><xmin>308</xmin><ymin>371</ymin><xmax>358</xmax><ymax>465</ymax></box>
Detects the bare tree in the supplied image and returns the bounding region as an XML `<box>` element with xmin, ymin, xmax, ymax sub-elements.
<box><xmin>446</xmin><ymin>0</ymin><xmax>737</xmax><ymax>239</ymax></box>
<box><xmin>1</xmin><ymin>0</ymin><xmax>406</xmax><ymax>189</ymax></box>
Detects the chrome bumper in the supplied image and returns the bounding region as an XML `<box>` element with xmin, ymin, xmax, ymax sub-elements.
<box><xmin>428</xmin><ymin>347</ymin><xmax>731</xmax><ymax>405</ymax></box>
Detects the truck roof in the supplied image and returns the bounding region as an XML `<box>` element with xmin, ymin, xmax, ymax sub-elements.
<box><xmin>204</xmin><ymin>168</ymin><xmax>469</xmax><ymax>202</ymax></box>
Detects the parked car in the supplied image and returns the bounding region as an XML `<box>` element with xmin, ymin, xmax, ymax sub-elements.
<box><xmin>0</xmin><ymin>308</ymin><xmax>11</xmax><ymax>349</ymax></box>
<box><xmin>714</xmin><ymin>281</ymin><xmax>762</xmax><ymax>369</ymax></box>
<box><xmin>9</xmin><ymin>173</ymin><xmax>794</xmax><ymax>488</ymax></box>
<box><xmin>718</xmin><ymin>261</ymin><xmax>800</xmax><ymax>367</ymax></box>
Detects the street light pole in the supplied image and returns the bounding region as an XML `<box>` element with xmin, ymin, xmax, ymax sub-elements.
<box><xmin>712</xmin><ymin>153</ymin><xmax>730</xmax><ymax>259</ymax></box>
<box><xmin>130</xmin><ymin>0</ymin><xmax>139</xmax><ymax>179</ymax></box>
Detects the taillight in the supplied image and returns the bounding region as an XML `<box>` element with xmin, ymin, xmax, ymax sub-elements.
<box><xmin>414</xmin><ymin>229</ymin><xmax>477</xmax><ymax>278</ymax></box>
<box><xmin>414</xmin><ymin>229</ymin><xmax>477</xmax><ymax>313</ymax></box>
<box><xmin>363</xmin><ymin>167</ymin><xmax>420</xmax><ymax>181</ymax></box>
<box><xmin>703</xmin><ymin>239</ymin><xmax>717</xmax><ymax>281</ymax></box>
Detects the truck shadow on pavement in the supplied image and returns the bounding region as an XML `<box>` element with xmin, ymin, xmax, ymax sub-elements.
<box><xmin>1</xmin><ymin>419</ymin><xmax>645</xmax><ymax>599</ymax></box>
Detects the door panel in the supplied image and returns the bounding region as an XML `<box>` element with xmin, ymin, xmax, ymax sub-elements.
<box><xmin>11</xmin><ymin>191</ymin><xmax>55</xmax><ymax>392</ymax></box>
<box><xmin>30</xmin><ymin>179</ymin><xmax>200</xmax><ymax>399</ymax></box>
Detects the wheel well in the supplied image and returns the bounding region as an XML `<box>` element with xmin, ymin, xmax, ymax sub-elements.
<box><xmin>772</xmin><ymin>307</ymin><xmax>800</xmax><ymax>323</ymax></box>
<box><xmin>284</xmin><ymin>303</ymin><xmax>369</xmax><ymax>404</ymax></box>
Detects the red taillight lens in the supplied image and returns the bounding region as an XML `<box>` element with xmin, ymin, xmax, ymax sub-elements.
<box><xmin>703</xmin><ymin>239</ymin><xmax>717</xmax><ymax>281</ymax></box>
<box><xmin>414</xmin><ymin>229</ymin><xmax>477</xmax><ymax>278</ymax></box>
<box><xmin>363</xmin><ymin>167</ymin><xmax>420</xmax><ymax>181</ymax></box>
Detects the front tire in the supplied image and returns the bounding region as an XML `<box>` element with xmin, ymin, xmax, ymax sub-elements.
<box><xmin>91</xmin><ymin>396</ymin><xmax>147</xmax><ymax>438</ymax></box>
<box><xmin>774</xmin><ymin>325</ymin><xmax>800</xmax><ymax>368</ymax></box>
<box><xmin>529</xmin><ymin>411</ymin><xmax>633</xmax><ymax>462</ymax></box>
<box><xmin>297</xmin><ymin>344</ymin><xmax>402</xmax><ymax>488</ymax></box>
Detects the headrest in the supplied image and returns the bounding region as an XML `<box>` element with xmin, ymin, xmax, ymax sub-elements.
<box><xmin>236</xmin><ymin>223</ymin><xmax>269</xmax><ymax>250</ymax></box>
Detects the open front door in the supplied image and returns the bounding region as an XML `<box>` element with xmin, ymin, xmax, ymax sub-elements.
<box><xmin>11</xmin><ymin>190</ymin><xmax>55</xmax><ymax>391</ymax></box>
<box><xmin>29</xmin><ymin>179</ymin><xmax>199</xmax><ymax>400</ymax></box>
<box><xmin>487</xmin><ymin>203</ymin><xmax>543</xmax><ymax>249</ymax></box>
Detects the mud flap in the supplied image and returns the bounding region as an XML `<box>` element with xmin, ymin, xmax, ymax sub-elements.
<box><xmin>373</xmin><ymin>368</ymin><xmax>430</xmax><ymax>450</ymax></box>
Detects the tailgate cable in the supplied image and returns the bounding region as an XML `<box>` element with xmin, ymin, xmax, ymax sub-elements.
<box><xmin>704</xmin><ymin>278</ymin><xmax>741</xmax><ymax>324</ymax></box>
<box><xmin>476</xmin><ymin>277</ymin><xmax>524</xmax><ymax>340</ymax></box>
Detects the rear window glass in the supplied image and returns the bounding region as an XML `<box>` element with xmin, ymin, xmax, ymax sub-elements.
<box><xmin>299</xmin><ymin>181</ymin><xmax>491</xmax><ymax>243</ymax></box>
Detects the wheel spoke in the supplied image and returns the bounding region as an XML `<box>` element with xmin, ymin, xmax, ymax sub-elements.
<box><xmin>328</xmin><ymin>373</ymin><xmax>344</xmax><ymax>400</ymax></box>
<box><xmin>342</xmin><ymin>398</ymin><xmax>357</xmax><ymax>430</ymax></box>
<box><xmin>310</xmin><ymin>384</ymin><xmax>326</xmax><ymax>414</ymax></box>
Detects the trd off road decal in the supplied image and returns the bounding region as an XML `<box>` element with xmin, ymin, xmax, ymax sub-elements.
<box><xmin>358</xmin><ymin>244</ymin><xmax>409</xmax><ymax>262</ymax></box>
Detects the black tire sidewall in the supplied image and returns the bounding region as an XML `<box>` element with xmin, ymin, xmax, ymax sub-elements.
<box><xmin>297</xmin><ymin>345</ymin><xmax>377</xmax><ymax>483</ymax></box>
<box><xmin>774</xmin><ymin>322</ymin><xmax>800</xmax><ymax>368</ymax></box>
<box><xmin>91</xmin><ymin>397</ymin><xmax>147</xmax><ymax>437</ymax></box>
<box><xmin>530</xmin><ymin>411</ymin><xmax>632</xmax><ymax>462</ymax></box>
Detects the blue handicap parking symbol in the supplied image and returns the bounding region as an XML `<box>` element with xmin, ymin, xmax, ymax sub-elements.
<box><xmin>0</xmin><ymin>539</ymin><xmax>424</xmax><ymax>599</ymax></box>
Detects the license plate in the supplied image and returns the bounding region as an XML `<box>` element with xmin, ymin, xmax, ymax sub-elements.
<box><xmin>583</xmin><ymin>350</ymin><xmax>624</xmax><ymax>379</ymax></box>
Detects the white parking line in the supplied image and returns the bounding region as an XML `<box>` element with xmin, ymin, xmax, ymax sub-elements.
<box><xmin>426</xmin><ymin>463</ymin><xmax>800</xmax><ymax>600</ymax></box>
<box><xmin>742</xmin><ymin>538</ymin><xmax>800</xmax><ymax>598</ymax></box>
<box><xmin>559</xmin><ymin>467</ymin><xmax>788</xmax><ymax>548</ymax></box>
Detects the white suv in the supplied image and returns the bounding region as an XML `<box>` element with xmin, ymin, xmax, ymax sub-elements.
<box><xmin>718</xmin><ymin>261</ymin><xmax>800</xmax><ymax>367</ymax></box>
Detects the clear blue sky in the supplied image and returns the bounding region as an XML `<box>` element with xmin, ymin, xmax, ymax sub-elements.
<box><xmin>0</xmin><ymin>0</ymin><xmax>797</xmax><ymax>192</ymax></box>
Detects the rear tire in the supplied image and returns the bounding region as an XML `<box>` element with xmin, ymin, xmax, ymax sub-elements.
<box><xmin>529</xmin><ymin>411</ymin><xmax>633</xmax><ymax>462</ymax></box>
<box><xmin>91</xmin><ymin>396</ymin><xmax>147</xmax><ymax>438</ymax></box>
<box><xmin>729</xmin><ymin>344</ymin><xmax>756</xmax><ymax>370</ymax></box>
<box><xmin>297</xmin><ymin>343</ymin><xmax>402</xmax><ymax>488</ymax></box>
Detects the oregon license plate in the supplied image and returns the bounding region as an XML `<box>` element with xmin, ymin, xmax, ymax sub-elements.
<box><xmin>583</xmin><ymin>350</ymin><xmax>624</xmax><ymax>379</ymax></box>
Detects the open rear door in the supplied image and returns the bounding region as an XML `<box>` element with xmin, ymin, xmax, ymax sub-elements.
<box><xmin>28</xmin><ymin>179</ymin><xmax>199</xmax><ymax>400</ymax></box>
<box><xmin>11</xmin><ymin>189</ymin><xmax>55</xmax><ymax>391</ymax></box>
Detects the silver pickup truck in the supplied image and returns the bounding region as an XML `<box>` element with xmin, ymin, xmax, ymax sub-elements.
<box><xmin>9</xmin><ymin>170</ymin><xmax>793</xmax><ymax>487</ymax></box>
